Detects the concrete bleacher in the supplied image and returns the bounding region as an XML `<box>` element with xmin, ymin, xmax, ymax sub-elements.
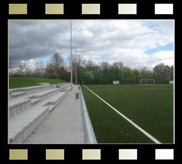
<box><xmin>8</xmin><ymin>83</ymin><xmax>71</xmax><ymax>144</ymax></box>
<box><xmin>56</xmin><ymin>83</ymin><xmax>73</xmax><ymax>91</ymax></box>
<box><xmin>9</xmin><ymin>84</ymin><xmax>53</xmax><ymax>99</ymax></box>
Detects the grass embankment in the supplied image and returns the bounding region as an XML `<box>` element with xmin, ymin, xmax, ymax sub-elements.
<box><xmin>81</xmin><ymin>84</ymin><xmax>173</xmax><ymax>143</ymax></box>
<box><xmin>9</xmin><ymin>77</ymin><xmax>66</xmax><ymax>89</ymax></box>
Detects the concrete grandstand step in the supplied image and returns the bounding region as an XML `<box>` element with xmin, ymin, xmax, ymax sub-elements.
<box><xmin>9</xmin><ymin>89</ymin><xmax>20</xmax><ymax>99</ymax></box>
<box><xmin>62</xmin><ymin>83</ymin><xmax>71</xmax><ymax>88</ymax></box>
<box><xmin>9</xmin><ymin>99</ymin><xmax>31</xmax><ymax>118</ymax></box>
<box><xmin>58</xmin><ymin>83</ymin><xmax>71</xmax><ymax>89</ymax></box>
<box><xmin>9</xmin><ymin>88</ymin><xmax>61</xmax><ymax>118</ymax></box>
<box><xmin>48</xmin><ymin>105</ymin><xmax>55</xmax><ymax>112</ymax></box>
<box><xmin>9</xmin><ymin>89</ymin><xmax>69</xmax><ymax>144</ymax></box>
<box><xmin>9</xmin><ymin>84</ymin><xmax>55</xmax><ymax>99</ymax></box>
<box><xmin>11</xmin><ymin>92</ymin><xmax>26</xmax><ymax>98</ymax></box>
<box><xmin>9</xmin><ymin>103</ymin><xmax>50</xmax><ymax>143</ymax></box>
<box><xmin>31</xmin><ymin>99</ymin><xmax>41</xmax><ymax>105</ymax></box>
<box><xmin>44</xmin><ymin>91</ymin><xmax>67</xmax><ymax>106</ymax></box>
<box><xmin>44</xmin><ymin>91</ymin><xmax>68</xmax><ymax>112</ymax></box>
<box><xmin>60</xmin><ymin>85</ymin><xmax>75</xmax><ymax>92</ymax></box>
<box><xmin>26</xmin><ymin>88</ymin><xmax>61</xmax><ymax>100</ymax></box>
<box><xmin>56</xmin><ymin>83</ymin><xmax>70</xmax><ymax>88</ymax></box>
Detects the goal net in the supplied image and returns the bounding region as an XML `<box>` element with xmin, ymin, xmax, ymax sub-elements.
<box><xmin>140</xmin><ymin>79</ymin><xmax>155</xmax><ymax>85</ymax></box>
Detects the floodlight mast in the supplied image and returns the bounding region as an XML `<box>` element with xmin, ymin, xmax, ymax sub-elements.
<box><xmin>75</xmin><ymin>50</ymin><xmax>78</xmax><ymax>85</ymax></box>
<box><xmin>70</xmin><ymin>21</ymin><xmax>73</xmax><ymax>90</ymax></box>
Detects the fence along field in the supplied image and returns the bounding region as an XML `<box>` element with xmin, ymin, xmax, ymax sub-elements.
<box><xmin>81</xmin><ymin>84</ymin><xmax>173</xmax><ymax>144</ymax></box>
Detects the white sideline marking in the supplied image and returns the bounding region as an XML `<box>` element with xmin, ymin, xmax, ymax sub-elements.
<box><xmin>91</xmin><ymin>88</ymin><xmax>172</xmax><ymax>92</ymax></box>
<box><xmin>83</xmin><ymin>85</ymin><xmax>161</xmax><ymax>144</ymax></box>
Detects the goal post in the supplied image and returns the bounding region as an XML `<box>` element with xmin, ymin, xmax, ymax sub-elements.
<box><xmin>140</xmin><ymin>79</ymin><xmax>155</xmax><ymax>85</ymax></box>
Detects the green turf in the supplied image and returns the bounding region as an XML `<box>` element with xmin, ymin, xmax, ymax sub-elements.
<box><xmin>81</xmin><ymin>84</ymin><xmax>173</xmax><ymax>144</ymax></box>
<box><xmin>9</xmin><ymin>77</ymin><xmax>66</xmax><ymax>89</ymax></box>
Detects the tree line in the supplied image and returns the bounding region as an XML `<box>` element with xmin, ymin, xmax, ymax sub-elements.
<box><xmin>9</xmin><ymin>52</ymin><xmax>173</xmax><ymax>84</ymax></box>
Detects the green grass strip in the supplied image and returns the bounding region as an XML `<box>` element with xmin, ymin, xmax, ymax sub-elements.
<box><xmin>9</xmin><ymin>77</ymin><xmax>66</xmax><ymax>89</ymax></box>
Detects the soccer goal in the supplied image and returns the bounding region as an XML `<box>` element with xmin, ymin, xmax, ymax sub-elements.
<box><xmin>140</xmin><ymin>79</ymin><xmax>155</xmax><ymax>85</ymax></box>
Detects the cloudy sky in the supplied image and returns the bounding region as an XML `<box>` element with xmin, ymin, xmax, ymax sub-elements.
<box><xmin>9</xmin><ymin>20</ymin><xmax>174</xmax><ymax>70</ymax></box>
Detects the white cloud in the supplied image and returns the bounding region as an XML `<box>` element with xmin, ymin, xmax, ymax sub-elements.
<box><xmin>152</xmin><ymin>51</ymin><xmax>174</xmax><ymax>66</ymax></box>
<box><xmin>20</xmin><ymin>59</ymin><xmax>38</xmax><ymax>70</ymax></box>
<box><xmin>9</xmin><ymin>20</ymin><xmax>174</xmax><ymax>70</ymax></box>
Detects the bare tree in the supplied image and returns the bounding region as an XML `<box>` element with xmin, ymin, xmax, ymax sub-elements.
<box><xmin>49</xmin><ymin>52</ymin><xmax>64</xmax><ymax>67</ymax></box>
<box><xmin>45</xmin><ymin>52</ymin><xmax>64</xmax><ymax>79</ymax></box>
<box><xmin>17</xmin><ymin>64</ymin><xmax>32</xmax><ymax>77</ymax></box>
<box><xmin>100</xmin><ymin>61</ymin><xmax>110</xmax><ymax>73</ymax></box>
<box><xmin>72</xmin><ymin>55</ymin><xmax>86</xmax><ymax>84</ymax></box>
<box><xmin>113</xmin><ymin>62</ymin><xmax>124</xmax><ymax>72</ymax></box>
<box><xmin>139</xmin><ymin>67</ymin><xmax>153</xmax><ymax>79</ymax></box>
<box><xmin>153</xmin><ymin>63</ymin><xmax>171</xmax><ymax>83</ymax></box>
<box><xmin>34</xmin><ymin>61</ymin><xmax>45</xmax><ymax>77</ymax></box>
<box><xmin>109</xmin><ymin>62</ymin><xmax>124</xmax><ymax>73</ymax></box>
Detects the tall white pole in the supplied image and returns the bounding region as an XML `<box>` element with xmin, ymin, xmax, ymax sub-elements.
<box><xmin>76</xmin><ymin>64</ymin><xmax>77</xmax><ymax>85</ymax></box>
<box><xmin>70</xmin><ymin>21</ymin><xmax>73</xmax><ymax>90</ymax></box>
<box><xmin>75</xmin><ymin>50</ymin><xmax>77</xmax><ymax>85</ymax></box>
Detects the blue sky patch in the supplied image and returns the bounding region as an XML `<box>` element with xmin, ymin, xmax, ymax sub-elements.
<box><xmin>96</xmin><ymin>55</ymin><xmax>109</xmax><ymax>61</ymax></box>
<box><xmin>64</xmin><ymin>58</ymin><xmax>70</xmax><ymax>63</ymax></box>
<box><xmin>148</xmin><ymin>24</ymin><xmax>160</xmax><ymax>31</ymax></box>
<box><xmin>145</xmin><ymin>43</ymin><xmax>174</xmax><ymax>54</ymax></box>
<box><xmin>35</xmin><ymin>56</ymin><xmax>51</xmax><ymax>64</ymax></box>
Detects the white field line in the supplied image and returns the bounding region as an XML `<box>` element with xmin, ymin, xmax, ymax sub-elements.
<box><xmin>91</xmin><ymin>88</ymin><xmax>172</xmax><ymax>92</ymax></box>
<box><xmin>83</xmin><ymin>85</ymin><xmax>162</xmax><ymax>144</ymax></box>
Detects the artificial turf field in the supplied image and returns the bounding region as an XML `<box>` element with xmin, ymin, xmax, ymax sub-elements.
<box><xmin>81</xmin><ymin>84</ymin><xmax>173</xmax><ymax>144</ymax></box>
